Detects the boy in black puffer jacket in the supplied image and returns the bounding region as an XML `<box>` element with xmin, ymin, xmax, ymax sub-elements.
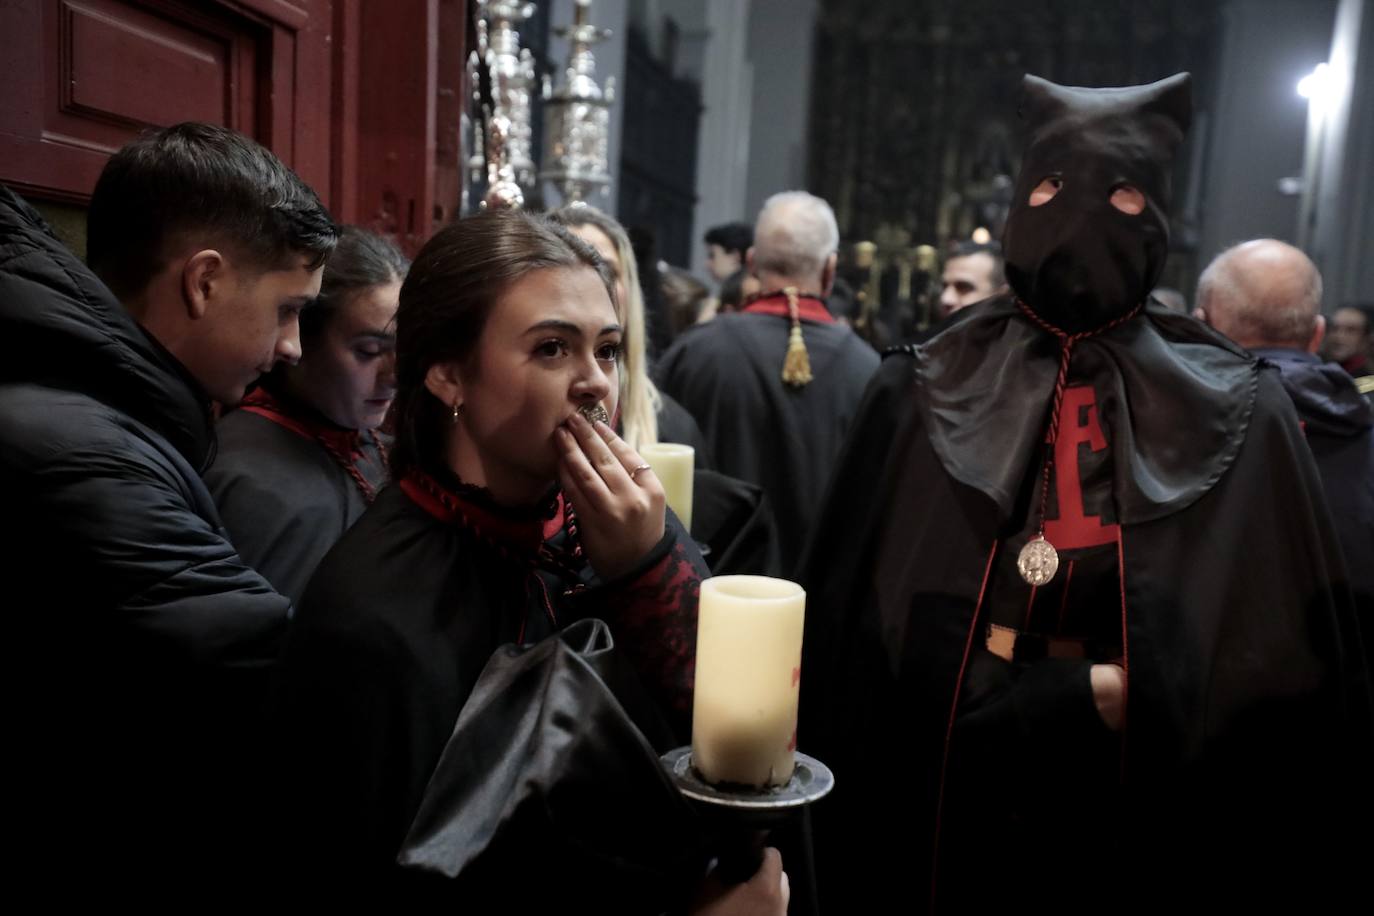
<box><xmin>0</xmin><ymin>124</ymin><xmax>336</xmax><ymax>897</ymax></box>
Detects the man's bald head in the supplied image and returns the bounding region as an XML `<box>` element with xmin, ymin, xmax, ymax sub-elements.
<box><xmin>1196</xmin><ymin>239</ymin><xmax>1324</xmax><ymax>352</ymax></box>
<box><xmin>751</xmin><ymin>191</ymin><xmax>839</xmax><ymax>293</ymax></box>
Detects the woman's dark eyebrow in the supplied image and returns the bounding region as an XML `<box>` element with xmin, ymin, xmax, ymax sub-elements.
<box><xmin>523</xmin><ymin>319</ymin><xmax>623</xmax><ymax>337</ymax></box>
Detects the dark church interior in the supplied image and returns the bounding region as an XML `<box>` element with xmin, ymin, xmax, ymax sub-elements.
<box><xmin>2</xmin><ymin>0</ymin><xmax>1370</xmax><ymax>910</ymax></box>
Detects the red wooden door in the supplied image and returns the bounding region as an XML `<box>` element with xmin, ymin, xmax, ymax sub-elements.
<box><xmin>0</xmin><ymin>0</ymin><xmax>333</xmax><ymax>204</ymax></box>
<box><xmin>341</xmin><ymin>0</ymin><xmax>468</xmax><ymax>254</ymax></box>
<box><xmin>1</xmin><ymin>0</ymin><xmax>465</xmax><ymax>252</ymax></box>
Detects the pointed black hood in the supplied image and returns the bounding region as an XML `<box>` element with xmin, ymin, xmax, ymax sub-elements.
<box><xmin>1002</xmin><ymin>73</ymin><xmax>1192</xmax><ymax>334</ymax></box>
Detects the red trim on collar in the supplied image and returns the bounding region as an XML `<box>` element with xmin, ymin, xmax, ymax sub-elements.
<box><xmin>742</xmin><ymin>291</ymin><xmax>836</xmax><ymax>324</ymax></box>
<box><xmin>240</xmin><ymin>387</ymin><xmax>363</xmax><ymax>459</ymax></box>
<box><xmin>542</xmin><ymin>492</ymin><xmax>568</xmax><ymax>542</ymax></box>
<box><xmin>399</xmin><ymin>468</ymin><xmax>549</xmax><ymax>555</ymax></box>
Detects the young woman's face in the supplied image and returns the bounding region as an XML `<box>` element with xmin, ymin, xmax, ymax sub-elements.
<box><xmin>454</xmin><ymin>265</ymin><xmax>621</xmax><ymax>498</ymax></box>
<box><xmin>569</xmin><ymin>224</ymin><xmax>629</xmax><ymax>320</ymax></box>
<box><xmin>289</xmin><ymin>280</ymin><xmax>400</xmax><ymax>430</ymax></box>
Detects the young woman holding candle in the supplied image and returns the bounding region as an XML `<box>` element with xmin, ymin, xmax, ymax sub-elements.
<box><xmin>207</xmin><ymin>226</ymin><xmax>406</xmax><ymax>603</ymax></box>
<box><xmin>279</xmin><ymin>209</ymin><xmax>787</xmax><ymax>914</ymax></box>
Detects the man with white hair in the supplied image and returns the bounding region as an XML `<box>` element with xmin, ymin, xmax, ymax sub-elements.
<box><xmin>1197</xmin><ymin>238</ymin><xmax>1372</xmax><ymax>657</ymax></box>
<box><xmin>657</xmin><ymin>191</ymin><xmax>879</xmax><ymax>569</ymax></box>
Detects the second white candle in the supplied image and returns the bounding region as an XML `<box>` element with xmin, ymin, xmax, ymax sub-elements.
<box><xmin>639</xmin><ymin>442</ymin><xmax>694</xmax><ymax>531</ymax></box>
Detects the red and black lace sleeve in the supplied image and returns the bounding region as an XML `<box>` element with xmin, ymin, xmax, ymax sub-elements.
<box><xmin>569</xmin><ymin>518</ymin><xmax>706</xmax><ymax>732</ymax></box>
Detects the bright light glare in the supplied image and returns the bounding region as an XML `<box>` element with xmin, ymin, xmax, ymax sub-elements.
<box><xmin>1297</xmin><ymin>62</ymin><xmax>1329</xmax><ymax>100</ymax></box>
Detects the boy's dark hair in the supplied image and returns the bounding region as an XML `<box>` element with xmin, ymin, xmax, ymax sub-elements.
<box><xmin>87</xmin><ymin>122</ymin><xmax>339</xmax><ymax>299</ymax></box>
<box><xmin>703</xmin><ymin>221</ymin><xmax>753</xmax><ymax>258</ymax></box>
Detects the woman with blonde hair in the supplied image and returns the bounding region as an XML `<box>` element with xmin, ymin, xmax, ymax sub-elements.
<box><xmin>549</xmin><ymin>205</ymin><xmax>708</xmax><ymax>457</ymax></box>
<box><xmin>551</xmin><ymin>206</ymin><xmax>786</xmax><ymax>577</ymax></box>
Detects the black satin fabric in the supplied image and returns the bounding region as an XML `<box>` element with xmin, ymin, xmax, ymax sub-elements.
<box><xmin>909</xmin><ymin>294</ymin><xmax>1256</xmax><ymax>525</ymax></box>
<box><xmin>1002</xmin><ymin>73</ymin><xmax>1191</xmax><ymax>332</ymax></box>
<box><xmin>399</xmin><ymin>618</ymin><xmax>709</xmax><ymax>913</ymax></box>
<box><xmin>278</xmin><ymin>478</ymin><xmax>706</xmax><ymax>904</ymax></box>
<box><xmin>691</xmin><ymin>468</ymin><xmax>783</xmax><ymax>576</ymax></box>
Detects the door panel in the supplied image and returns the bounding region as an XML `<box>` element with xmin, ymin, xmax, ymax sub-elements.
<box><xmin>1</xmin><ymin>0</ymin><xmax>296</xmax><ymax>204</ymax></box>
<box><xmin>1</xmin><ymin>0</ymin><xmax>466</xmax><ymax>251</ymax></box>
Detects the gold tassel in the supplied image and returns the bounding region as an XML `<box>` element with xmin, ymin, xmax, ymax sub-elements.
<box><xmin>780</xmin><ymin>286</ymin><xmax>813</xmax><ymax>387</ymax></box>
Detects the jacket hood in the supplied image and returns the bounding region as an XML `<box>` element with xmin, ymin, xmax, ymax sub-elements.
<box><xmin>0</xmin><ymin>185</ymin><xmax>214</xmax><ymax>469</ymax></box>
<box><xmin>1252</xmin><ymin>348</ymin><xmax>1374</xmax><ymax>438</ymax></box>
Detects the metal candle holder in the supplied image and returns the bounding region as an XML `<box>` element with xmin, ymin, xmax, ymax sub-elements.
<box><xmin>661</xmin><ymin>746</ymin><xmax>834</xmax><ymax>883</ymax></box>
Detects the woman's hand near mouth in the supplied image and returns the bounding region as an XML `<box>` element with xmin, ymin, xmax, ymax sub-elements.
<box><xmin>555</xmin><ymin>411</ymin><xmax>665</xmax><ymax>580</ymax></box>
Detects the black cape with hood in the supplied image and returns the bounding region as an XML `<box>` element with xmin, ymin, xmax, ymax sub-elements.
<box><xmin>1254</xmin><ymin>348</ymin><xmax>1374</xmax><ymax>661</ymax></box>
<box><xmin>207</xmin><ymin>387</ymin><xmax>390</xmax><ymax>604</ymax></box>
<box><xmin>798</xmin><ymin>75</ymin><xmax>1373</xmax><ymax>913</ymax></box>
<box><xmin>0</xmin><ymin>186</ymin><xmax>289</xmax><ymax>892</ymax></box>
<box><xmin>802</xmin><ymin>303</ymin><xmax>1374</xmax><ymax>911</ymax></box>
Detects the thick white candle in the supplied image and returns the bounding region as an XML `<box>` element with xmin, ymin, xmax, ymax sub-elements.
<box><xmin>691</xmin><ymin>575</ymin><xmax>805</xmax><ymax>787</ymax></box>
<box><xmin>639</xmin><ymin>443</ymin><xmax>694</xmax><ymax>531</ymax></box>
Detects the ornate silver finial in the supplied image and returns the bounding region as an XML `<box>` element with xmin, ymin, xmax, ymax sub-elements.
<box><xmin>470</xmin><ymin>0</ymin><xmax>538</xmax><ymax>210</ymax></box>
<box><xmin>484</xmin><ymin>112</ymin><xmax>526</xmax><ymax>210</ymax></box>
<box><xmin>540</xmin><ymin>0</ymin><xmax>615</xmax><ymax>204</ymax></box>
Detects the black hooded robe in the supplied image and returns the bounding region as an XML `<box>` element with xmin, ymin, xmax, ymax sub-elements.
<box><xmin>799</xmin><ymin>298</ymin><xmax>1374</xmax><ymax>912</ymax></box>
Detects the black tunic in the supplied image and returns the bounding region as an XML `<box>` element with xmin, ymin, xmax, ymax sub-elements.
<box><xmin>657</xmin><ymin>298</ymin><xmax>879</xmax><ymax>571</ymax></box>
<box><xmin>207</xmin><ymin>394</ymin><xmax>388</xmax><ymax>604</ymax></box>
<box><xmin>799</xmin><ymin>296</ymin><xmax>1374</xmax><ymax>912</ymax></box>
<box><xmin>280</xmin><ymin>469</ymin><xmax>705</xmax><ymax>900</ymax></box>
